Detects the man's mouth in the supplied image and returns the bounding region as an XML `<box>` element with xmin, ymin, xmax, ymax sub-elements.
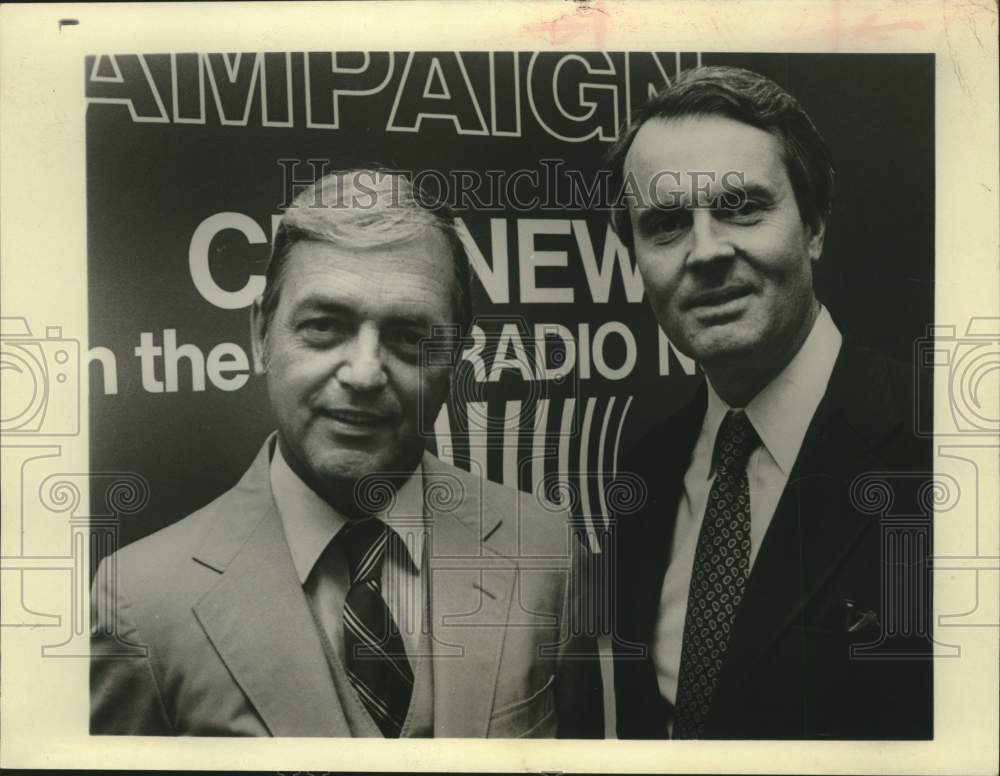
<box><xmin>684</xmin><ymin>285</ymin><xmax>754</xmax><ymax>309</ymax></box>
<box><xmin>323</xmin><ymin>409</ymin><xmax>390</xmax><ymax>428</ymax></box>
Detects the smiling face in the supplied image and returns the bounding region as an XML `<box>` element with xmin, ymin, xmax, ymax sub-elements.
<box><xmin>252</xmin><ymin>230</ymin><xmax>456</xmax><ymax>503</ymax></box>
<box><xmin>625</xmin><ymin>115</ymin><xmax>825</xmax><ymax>397</ymax></box>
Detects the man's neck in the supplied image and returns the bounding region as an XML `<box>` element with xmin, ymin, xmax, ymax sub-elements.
<box><xmin>704</xmin><ymin>301</ymin><xmax>821</xmax><ymax>408</ymax></box>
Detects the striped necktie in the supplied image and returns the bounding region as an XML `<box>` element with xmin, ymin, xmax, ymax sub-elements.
<box><xmin>673</xmin><ymin>409</ymin><xmax>760</xmax><ymax>738</ymax></box>
<box><xmin>342</xmin><ymin>518</ymin><xmax>414</xmax><ymax>737</ymax></box>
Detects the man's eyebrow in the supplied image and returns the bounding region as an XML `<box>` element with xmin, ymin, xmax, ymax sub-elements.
<box><xmin>291</xmin><ymin>296</ymin><xmax>354</xmax><ymax>315</ymax></box>
<box><xmin>733</xmin><ymin>182</ymin><xmax>776</xmax><ymax>202</ymax></box>
<box><xmin>382</xmin><ymin>311</ymin><xmax>438</xmax><ymax>329</ymax></box>
<box><xmin>292</xmin><ymin>295</ymin><xmax>438</xmax><ymax>328</ymax></box>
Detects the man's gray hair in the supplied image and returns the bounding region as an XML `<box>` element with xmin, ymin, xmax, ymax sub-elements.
<box><xmin>260</xmin><ymin>167</ymin><xmax>472</xmax><ymax>335</ymax></box>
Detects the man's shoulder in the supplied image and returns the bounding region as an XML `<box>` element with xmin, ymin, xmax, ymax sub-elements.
<box><xmin>422</xmin><ymin>453</ymin><xmax>575</xmax><ymax>559</ymax></box>
<box><xmin>112</xmin><ymin>487</ymin><xmax>229</xmax><ymax>564</ymax></box>
<box><xmin>837</xmin><ymin>342</ymin><xmax>918</xmax><ymax>392</ymax></box>
<box><xmin>100</xmin><ymin>449</ymin><xmax>271</xmax><ymax>610</ymax></box>
<box><xmin>111</xmin><ymin>437</ymin><xmax>273</xmax><ymax>565</ymax></box>
<box><xmin>621</xmin><ymin>385</ymin><xmax>707</xmax><ymax>477</ymax></box>
<box><xmin>832</xmin><ymin>343</ymin><xmax>929</xmax><ymax>466</ymax></box>
<box><xmin>618</xmin><ymin>343</ymin><xmax>926</xmax><ymax>470</ymax></box>
<box><xmin>868</xmin><ymin>346</ymin><xmax>925</xmax><ymax>418</ymax></box>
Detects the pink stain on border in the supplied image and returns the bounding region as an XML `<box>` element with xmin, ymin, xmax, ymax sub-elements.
<box><xmin>850</xmin><ymin>13</ymin><xmax>925</xmax><ymax>40</ymax></box>
<box><xmin>522</xmin><ymin>6</ymin><xmax>610</xmax><ymax>47</ymax></box>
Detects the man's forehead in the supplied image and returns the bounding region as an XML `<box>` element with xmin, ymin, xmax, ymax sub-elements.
<box><xmin>284</xmin><ymin>230</ymin><xmax>452</xmax><ymax>277</ymax></box>
<box><xmin>625</xmin><ymin>115</ymin><xmax>786</xmax><ymax>183</ymax></box>
<box><xmin>278</xmin><ymin>232</ymin><xmax>456</xmax><ymax>313</ymax></box>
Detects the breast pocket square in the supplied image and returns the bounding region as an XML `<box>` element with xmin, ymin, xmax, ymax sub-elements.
<box><xmin>842</xmin><ymin>599</ymin><xmax>880</xmax><ymax>634</ymax></box>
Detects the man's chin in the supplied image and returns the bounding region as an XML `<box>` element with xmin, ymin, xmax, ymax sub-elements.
<box><xmin>310</xmin><ymin>447</ymin><xmax>423</xmax><ymax>488</ymax></box>
<box><xmin>685</xmin><ymin>325</ymin><xmax>760</xmax><ymax>365</ymax></box>
<box><xmin>312</xmin><ymin>452</ymin><xmax>390</xmax><ymax>484</ymax></box>
<box><xmin>293</xmin><ymin>452</ymin><xmax>396</xmax><ymax>516</ymax></box>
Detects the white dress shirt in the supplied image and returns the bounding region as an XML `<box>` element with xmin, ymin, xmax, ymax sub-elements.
<box><xmin>651</xmin><ymin>306</ymin><xmax>842</xmax><ymax>730</ymax></box>
<box><xmin>270</xmin><ymin>445</ymin><xmax>428</xmax><ymax>660</ymax></box>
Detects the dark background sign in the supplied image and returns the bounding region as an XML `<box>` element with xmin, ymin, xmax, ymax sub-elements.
<box><xmin>85</xmin><ymin>52</ymin><xmax>933</xmax><ymax>553</ymax></box>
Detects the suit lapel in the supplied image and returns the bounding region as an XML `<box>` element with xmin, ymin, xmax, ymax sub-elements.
<box><xmin>422</xmin><ymin>455</ymin><xmax>515</xmax><ymax>738</ymax></box>
<box><xmin>191</xmin><ymin>439</ymin><xmax>350</xmax><ymax>737</ymax></box>
<box><xmin>716</xmin><ymin>346</ymin><xmax>902</xmax><ymax>687</ymax></box>
<box><xmin>625</xmin><ymin>386</ymin><xmax>706</xmax><ymax>640</ymax></box>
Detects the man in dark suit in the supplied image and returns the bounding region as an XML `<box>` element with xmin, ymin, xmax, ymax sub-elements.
<box><xmin>604</xmin><ymin>67</ymin><xmax>933</xmax><ymax>739</ymax></box>
<box><xmin>90</xmin><ymin>169</ymin><xmax>602</xmax><ymax>737</ymax></box>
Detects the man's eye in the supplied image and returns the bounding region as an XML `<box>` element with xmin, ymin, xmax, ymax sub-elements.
<box><xmin>303</xmin><ymin>318</ymin><xmax>339</xmax><ymax>331</ymax></box>
<box><xmin>387</xmin><ymin>328</ymin><xmax>426</xmax><ymax>351</ymax></box>
<box><xmin>299</xmin><ymin>318</ymin><xmax>348</xmax><ymax>341</ymax></box>
<box><xmin>725</xmin><ymin>199</ymin><xmax>767</xmax><ymax>221</ymax></box>
<box><xmin>646</xmin><ymin>211</ymin><xmax>690</xmax><ymax>242</ymax></box>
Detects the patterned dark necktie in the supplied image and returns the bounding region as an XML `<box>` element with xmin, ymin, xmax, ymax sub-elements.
<box><xmin>673</xmin><ymin>409</ymin><xmax>760</xmax><ymax>739</ymax></box>
<box><xmin>342</xmin><ymin>518</ymin><xmax>414</xmax><ymax>737</ymax></box>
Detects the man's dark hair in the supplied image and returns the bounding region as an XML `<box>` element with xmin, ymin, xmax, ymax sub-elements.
<box><xmin>605</xmin><ymin>65</ymin><xmax>835</xmax><ymax>249</ymax></box>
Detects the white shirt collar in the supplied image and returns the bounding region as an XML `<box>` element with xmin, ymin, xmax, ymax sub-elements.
<box><xmin>269</xmin><ymin>443</ymin><xmax>427</xmax><ymax>584</ymax></box>
<box><xmin>704</xmin><ymin>305</ymin><xmax>842</xmax><ymax>475</ymax></box>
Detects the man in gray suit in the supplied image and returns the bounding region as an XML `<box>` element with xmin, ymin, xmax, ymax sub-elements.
<box><xmin>91</xmin><ymin>169</ymin><xmax>602</xmax><ymax>738</ymax></box>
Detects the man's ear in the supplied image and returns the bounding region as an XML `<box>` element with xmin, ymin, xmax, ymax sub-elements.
<box><xmin>807</xmin><ymin>219</ymin><xmax>827</xmax><ymax>262</ymax></box>
<box><xmin>249</xmin><ymin>296</ymin><xmax>268</xmax><ymax>375</ymax></box>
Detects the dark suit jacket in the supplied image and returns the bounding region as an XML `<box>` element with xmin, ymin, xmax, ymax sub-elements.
<box><xmin>611</xmin><ymin>344</ymin><xmax>933</xmax><ymax>739</ymax></box>
<box><xmin>91</xmin><ymin>438</ymin><xmax>603</xmax><ymax>737</ymax></box>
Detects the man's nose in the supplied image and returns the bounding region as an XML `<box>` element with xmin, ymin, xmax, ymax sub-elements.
<box><xmin>687</xmin><ymin>209</ymin><xmax>736</xmax><ymax>267</ymax></box>
<box><xmin>336</xmin><ymin>322</ymin><xmax>388</xmax><ymax>392</ymax></box>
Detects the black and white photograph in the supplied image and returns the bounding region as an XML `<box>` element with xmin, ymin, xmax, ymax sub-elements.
<box><xmin>0</xmin><ymin>1</ymin><xmax>997</xmax><ymax>773</ymax></box>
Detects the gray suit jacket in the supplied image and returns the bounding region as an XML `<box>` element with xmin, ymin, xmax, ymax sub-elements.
<box><xmin>91</xmin><ymin>437</ymin><xmax>603</xmax><ymax>737</ymax></box>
